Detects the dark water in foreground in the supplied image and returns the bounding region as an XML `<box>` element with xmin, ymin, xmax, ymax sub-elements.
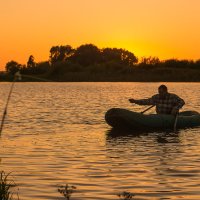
<box><xmin>0</xmin><ymin>82</ymin><xmax>200</xmax><ymax>200</ymax></box>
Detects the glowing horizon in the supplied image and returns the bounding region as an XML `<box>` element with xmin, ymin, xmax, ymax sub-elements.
<box><xmin>1</xmin><ymin>0</ymin><xmax>200</xmax><ymax>70</ymax></box>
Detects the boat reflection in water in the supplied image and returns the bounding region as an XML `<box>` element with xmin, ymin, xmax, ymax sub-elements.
<box><xmin>106</xmin><ymin>127</ymin><xmax>181</xmax><ymax>144</ymax></box>
<box><xmin>105</xmin><ymin>126</ymin><xmax>200</xmax><ymax>199</ymax></box>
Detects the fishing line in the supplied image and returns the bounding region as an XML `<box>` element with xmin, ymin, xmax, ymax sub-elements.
<box><xmin>21</xmin><ymin>74</ymin><xmax>51</xmax><ymax>82</ymax></box>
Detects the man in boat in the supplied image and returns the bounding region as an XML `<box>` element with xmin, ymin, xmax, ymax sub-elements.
<box><xmin>129</xmin><ymin>85</ymin><xmax>185</xmax><ymax>115</ymax></box>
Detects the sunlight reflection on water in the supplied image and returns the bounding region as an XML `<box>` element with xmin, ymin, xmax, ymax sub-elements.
<box><xmin>0</xmin><ymin>82</ymin><xmax>200</xmax><ymax>200</ymax></box>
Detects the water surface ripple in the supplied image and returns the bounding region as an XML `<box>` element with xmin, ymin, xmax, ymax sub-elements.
<box><xmin>0</xmin><ymin>82</ymin><xmax>200</xmax><ymax>199</ymax></box>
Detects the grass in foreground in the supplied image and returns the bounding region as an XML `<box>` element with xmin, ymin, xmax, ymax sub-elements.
<box><xmin>1</xmin><ymin>171</ymin><xmax>135</xmax><ymax>200</ymax></box>
<box><xmin>58</xmin><ymin>184</ymin><xmax>77</xmax><ymax>200</ymax></box>
<box><xmin>117</xmin><ymin>191</ymin><xmax>135</xmax><ymax>200</ymax></box>
<box><xmin>57</xmin><ymin>184</ymin><xmax>135</xmax><ymax>200</ymax></box>
<box><xmin>0</xmin><ymin>171</ymin><xmax>18</xmax><ymax>200</ymax></box>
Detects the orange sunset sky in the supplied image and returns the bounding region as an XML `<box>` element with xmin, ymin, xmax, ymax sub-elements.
<box><xmin>0</xmin><ymin>0</ymin><xmax>200</xmax><ymax>70</ymax></box>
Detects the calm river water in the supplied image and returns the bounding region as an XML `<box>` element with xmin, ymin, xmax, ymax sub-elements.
<box><xmin>0</xmin><ymin>82</ymin><xmax>200</xmax><ymax>200</ymax></box>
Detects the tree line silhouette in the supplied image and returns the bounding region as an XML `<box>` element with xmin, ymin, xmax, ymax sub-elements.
<box><xmin>2</xmin><ymin>43</ymin><xmax>200</xmax><ymax>81</ymax></box>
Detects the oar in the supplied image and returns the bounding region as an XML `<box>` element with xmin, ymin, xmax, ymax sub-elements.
<box><xmin>141</xmin><ymin>105</ymin><xmax>155</xmax><ymax>114</ymax></box>
<box><xmin>173</xmin><ymin>112</ymin><xmax>179</xmax><ymax>132</ymax></box>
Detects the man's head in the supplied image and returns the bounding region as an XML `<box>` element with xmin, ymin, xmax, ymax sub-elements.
<box><xmin>158</xmin><ymin>85</ymin><xmax>168</xmax><ymax>98</ymax></box>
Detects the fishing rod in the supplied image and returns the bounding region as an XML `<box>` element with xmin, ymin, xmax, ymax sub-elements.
<box><xmin>0</xmin><ymin>72</ymin><xmax>52</xmax><ymax>135</ymax></box>
<box><xmin>0</xmin><ymin>72</ymin><xmax>21</xmax><ymax>135</ymax></box>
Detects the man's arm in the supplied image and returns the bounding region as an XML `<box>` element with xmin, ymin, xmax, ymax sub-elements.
<box><xmin>173</xmin><ymin>95</ymin><xmax>185</xmax><ymax>109</ymax></box>
<box><xmin>171</xmin><ymin>95</ymin><xmax>185</xmax><ymax>115</ymax></box>
<box><xmin>129</xmin><ymin>97</ymin><xmax>155</xmax><ymax>105</ymax></box>
<box><xmin>177</xmin><ymin>96</ymin><xmax>185</xmax><ymax>109</ymax></box>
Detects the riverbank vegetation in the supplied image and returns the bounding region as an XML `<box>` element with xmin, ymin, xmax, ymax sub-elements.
<box><xmin>2</xmin><ymin>44</ymin><xmax>200</xmax><ymax>82</ymax></box>
<box><xmin>1</xmin><ymin>171</ymin><xmax>135</xmax><ymax>200</ymax></box>
<box><xmin>0</xmin><ymin>171</ymin><xmax>18</xmax><ymax>200</ymax></box>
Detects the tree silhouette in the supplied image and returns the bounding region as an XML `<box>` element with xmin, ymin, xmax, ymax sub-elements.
<box><xmin>70</xmin><ymin>44</ymin><xmax>101</xmax><ymax>66</ymax></box>
<box><xmin>50</xmin><ymin>45</ymin><xmax>74</xmax><ymax>64</ymax></box>
<box><xmin>2</xmin><ymin>42</ymin><xmax>200</xmax><ymax>82</ymax></box>
<box><xmin>101</xmin><ymin>48</ymin><xmax>138</xmax><ymax>66</ymax></box>
<box><xmin>138</xmin><ymin>56</ymin><xmax>160</xmax><ymax>69</ymax></box>
<box><xmin>140</xmin><ymin>56</ymin><xmax>160</xmax><ymax>65</ymax></box>
<box><xmin>5</xmin><ymin>61</ymin><xmax>21</xmax><ymax>75</ymax></box>
<box><xmin>27</xmin><ymin>55</ymin><xmax>36</xmax><ymax>68</ymax></box>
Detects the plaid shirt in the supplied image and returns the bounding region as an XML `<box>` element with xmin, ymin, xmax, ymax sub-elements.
<box><xmin>134</xmin><ymin>93</ymin><xmax>185</xmax><ymax>114</ymax></box>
